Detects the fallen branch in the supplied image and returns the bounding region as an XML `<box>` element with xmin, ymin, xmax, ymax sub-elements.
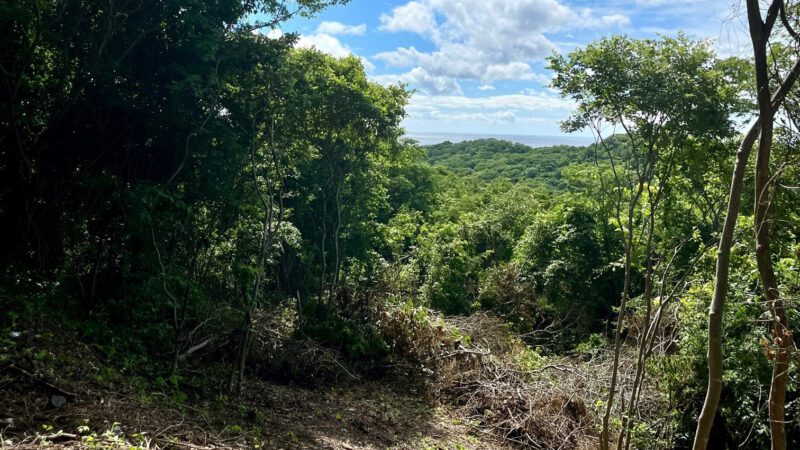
<box><xmin>36</xmin><ymin>431</ymin><xmax>79</xmax><ymax>442</ymax></box>
<box><xmin>178</xmin><ymin>337</ymin><xmax>216</xmax><ymax>362</ymax></box>
<box><xmin>534</xmin><ymin>364</ymin><xmax>579</xmax><ymax>374</ymax></box>
<box><xmin>438</xmin><ymin>349</ymin><xmax>489</xmax><ymax>359</ymax></box>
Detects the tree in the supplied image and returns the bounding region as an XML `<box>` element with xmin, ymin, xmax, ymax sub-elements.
<box><xmin>550</xmin><ymin>35</ymin><xmax>745</xmax><ymax>449</ymax></box>
<box><xmin>746</xmin><ymin>1</ymin><xmax>800</xmax><ymax>448</ymax></box>
<box><xmin>0</xmin><ymin>0</ymin><xmax>360</xmax><ymax>381</ymax></box>
<box><xmin>694</xmin><ymin>2</ymin><xmax>800</xmax><ymax>448</ymax></box>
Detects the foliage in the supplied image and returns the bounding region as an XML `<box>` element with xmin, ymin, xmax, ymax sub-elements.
<box><xmin>427</xmin><ymin>138</ymin><xmax>598</xmax><ymax>188</ymax></box>
<box><xmin>3</xmin><ymin>2</ymin><xmax>800</xmax><ymax>447</ymax></box>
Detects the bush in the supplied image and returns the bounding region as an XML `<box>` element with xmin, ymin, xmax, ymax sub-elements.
<box><xmin>298</xmin><ymin>296</ymin><xmax>389</xmax><ymax>365</ymax></box>
<box><xmin>478</xmin><ymin>262</ymin><xmax>541</xmax><ymax>333</ymax></box>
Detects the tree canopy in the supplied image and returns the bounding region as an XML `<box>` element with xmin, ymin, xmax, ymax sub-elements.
<box><xmin>2</xmin><ymin>2</ymin><xmax>800</xmax><ymax>449</ymax></box>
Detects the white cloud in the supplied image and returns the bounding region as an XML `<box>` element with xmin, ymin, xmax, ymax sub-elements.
<box><xmin>374</xmin><ymin>47</ymin><xmax>423</xmax><ymax>67</ymax></box>
<box><xmin>429</xmin><ymin>110</ymin><xmax>518</xmax><ymax>123</ymax></box>
<box><xmin>361</xmin><ymin>58</ymin><xmax>376</xmax><ymax>73</ymax></box>
<box><xmin>316</xmin><ymin>21</ymin><xmax>367</xmax><ymax>36</ymax></box>
<box><xmin>599</xmin><ymin>14</ymin><xmax>631</xmax><ymax>27</ymax></box>
<box><xmin>296</xmin><ymin>33</ymin><xmax>352</xmax><ymax>58</ymax></box>
<box><xmin>256</xmin><ymin>23</ymin><xmax>374</xmax><ymax>72</ymax></box>
<box><xmin>294</xmin><ymin>33</ymin><xmax>375</xmax><ymax>72</ymax></box>
<box><xmin>478</xmin><ymin>84</ymin><xmax>495</xmax><ymax>91</ymax></box>
<box><xmin>409</xmin><ymin>92</ymin><xmax>574</xmax><ymax>112</ymax></box>
<box><xmin>266</xmin><ymin>28</ymin><xmax>284</xmax><ymax>39</ymax></box>
<box><xmin>374</xmin><ymin>42</ymin><xmax>551</xmax><ymax>83</ymax></box>
<box><xmin>483</xmin><ymin>62</ymin><xmax>538</xmax><ymax>82</ymax></box>
<box><xmin>379</xmin><ymin>1</ymin><xmax>439</xmax><ymax>39</ymax></box>
<box><xmin>253</xmin><ymin>28</ymin><xmax>284</xmax><ymax>39</ymax></box>
<box><xmin>402</xmin><ymin>91</ymin><xmax>576</xmax><ymax>131</ymax></box>
<box><xmin>376</xmin><ymin>0</ymin><xmax>631</xmax><ymax>87</ymax></box>
<box><xmin>634</xmin><ymin>0</ymin><xmax>705</xmax><ymax>4</ymax></box>
<box><xmin>372</xmin><ymin>67</ymin><xmax>462</xmax><ymax>95</ymax></box>
<box><xmin>571</xmin><ymin>9</ymin><xmax>631</xmax><ymax>28</ymax></box>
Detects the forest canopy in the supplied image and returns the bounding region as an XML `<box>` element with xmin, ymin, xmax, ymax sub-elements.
<box><xmin>2</xmin><ymin>1</ymin><xmax>800</xmax><ymax>449</ymax></box>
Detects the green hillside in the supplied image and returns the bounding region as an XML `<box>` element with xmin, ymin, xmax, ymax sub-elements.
<box><xmin>425</xmin><ymin>138</ymin><xmax>596</xmax><ymax>188</ymax></box>
<box><xmin>5</xmin><ymin>1</ymin><xmax>799</xmax><ymax>448</ymax></box>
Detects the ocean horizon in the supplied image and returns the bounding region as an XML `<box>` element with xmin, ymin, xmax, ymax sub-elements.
<box><xmin>405</xmin><ymin>131</ymin><xmax>595</xmax><ymax>148</ymax></box>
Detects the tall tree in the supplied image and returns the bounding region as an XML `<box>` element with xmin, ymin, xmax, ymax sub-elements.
<box><xmin>747</xmin><ymin>1</ymin><xmax>800</xmax><ymax>448</ymax></box>
<box><xmin>550</xmin><ymin>35</ymin><xmax>744</xmax><ymax>450</ymax></box>
<box><xmin>693</xmin><ymin>1</ymin><xmax>800</xmax><ymax>448</ymax></box>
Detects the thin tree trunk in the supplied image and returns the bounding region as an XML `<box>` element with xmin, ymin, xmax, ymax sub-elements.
<box><xmin>329</xmin><ymin>177</ymin><xmax>342</xmax><ymax>302</ymax></box>
<box><xmin>600</xmin><ymin>132</ymin><xmax>658</xmax><ymax>450</ymax></box>
<box><xmin>620</xmin><ymin>141</ymin><xmax>679</xmax><ymax>450</ymax></box>
<box><xmin>620</xmin><ymin>210</ymin><xmax>655</xmax><ymax>450</ymax></box>
<box><xmin>745</xmin><ymin>2</ymin><xmax>796</xmax><ymax>447</ymax></box>
<box><xmin>230</xmin><ymin>113</ymin><xmax>284</xmax><ymax>394</ymax></box>
<box><xmin>594</xmin><ymin>129</ymin><xmax>648</xmax><ymax>450</ymax></box>
<box><xmin>230</xmin><ymin>308</ymin><xmax>251</xmax><ymax>393</ymax></box>
<box><xmin>320</xmin><ymin>188</ymin><xmax>328</xmax><ymax>300</ymax></box>
<box><xmin>695</xmin><ymin>1</ymin><xmax>800</xmax><ymax>445</ymax></box>
<box><xmin>601</xmin><ymin>204</ymin><xmax>636</xmax><ymax>450</ymax></box>
<box><xmin>754</xmin><ymin>116</ymin><xmax>791</xmax><ymax>450</ymax></box>
<box><xmin>692</xmin><ymin>121</ymin><xmax>759</xmax><ymax>450</ymax></box>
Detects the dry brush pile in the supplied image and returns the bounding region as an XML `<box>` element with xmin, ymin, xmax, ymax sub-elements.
<box><xmin>379</xmin><ymin>307</ymin><xmax>601</xmax><ymax>449</ymax></box>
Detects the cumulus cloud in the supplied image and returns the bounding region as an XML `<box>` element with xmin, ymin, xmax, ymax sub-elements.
<box><xmin>571</xmin><ymin>9</ymin><xmax>632</xmax><ymax>28</ymax></box>
<box><xmin>372</xmin><ymin>67</ymin><xmax>463</xmax><ymax>95</ymax></box>
<box><xmin>402</xmin><ymin>91</ymin><xmax>575</xmax><ymax>128</ymax></box>
<box><xmin>482</xmin><ymin>62</ymin><xmax>536</xmax><ymax>82</ymax></box>
<box><xmin>284</xmin><ymin>30</ymin><xmax>375</xmax><ymax>72</ymax></box>
<box><xmin>409</xmin><ymin>92</ymin><xmax>574</xmax><ymax>112</ymax></box>
<box><xmin>375</xmin><ymin>0</ymin><xmax>630</xmax><ymax>86</ymax></box>
<box><xmin>374</xmin><ymin>42</ymin><xmax>551</xmax><ymax>83</ymax></box>
<box><xmin>379</xmin><ymin>1</ymin><xmax>439</xmax><ymax>39</ymax></box>
<box><xmin>255</xmin><ymin>22</ymin><xmax>375</xmax><ymax>72</ymax></box>
<box><xmin>598</xmin><ymin>14</ymin><xmax>631</xmax><ymax>27</ymax></box>
<box><xmin>253</xmin><ymin>28</ymin><xmax>285</xmax><ymax>39</ymax></box>
<box><xmin>316</xmin><ymin>21</ymin><xmax>367</xmax><ymax>36</ymax></box>
<box><xmin>296</xmin><ymin>33</ymin><xmax>353</xmax><ymax>58</ymax></box>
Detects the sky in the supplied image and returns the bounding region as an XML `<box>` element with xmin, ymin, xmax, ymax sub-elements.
<box><xmin>261</xmin><ymin>0</ymin><xmax>751</xmax><ymax>137</ymax></box>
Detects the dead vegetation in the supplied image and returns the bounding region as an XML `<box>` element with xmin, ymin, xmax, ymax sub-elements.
<box><xmin>248</xmin><ymin>308</ymin><xmax>362</xmax><ymax>385</ymax></box>
<box><xmin>0</xmin><ymin>312</ymin><xmax>507</xmax><ymax>450</ymax></box>
<box><xmin>378</xmin><ymin>307</ymin><xmax>600</xmax><ymax>449</ymax></box>
<box><xmin>378</xmin><ymin>307</ymin><xmax>677</xmax><ymax>449</ymax></box>
<box><xmin>1</xmin><ymin>304</ymin><xmax>676</xmax><ymax>449</ymax></box>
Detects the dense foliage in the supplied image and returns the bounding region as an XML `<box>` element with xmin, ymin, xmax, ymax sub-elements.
<box><xmin>427</xmin><ymin>138</ymin><xmax>612</xmax><ymax>188</ymax></box>
<box><xmin>2</xmin><ymin>2</ymin><xmax>800</xmax><ymax>449</ymax></box>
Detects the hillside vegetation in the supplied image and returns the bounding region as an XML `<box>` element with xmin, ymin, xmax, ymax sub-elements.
<box><xmin>427</xmin><ymin>138</ymin><xmax>591</xmax><ymax>187</ymax></box>
<box><xmin>2</xmin><ymin>1</ymin><xmax>800</xmax><ymax>450</ymax></box>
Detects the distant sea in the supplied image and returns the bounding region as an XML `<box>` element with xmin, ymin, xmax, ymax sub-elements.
<box><xmin>405</xmin><ymin>132</ymin><xmax>594</xmax><ymax>148</ymax></box>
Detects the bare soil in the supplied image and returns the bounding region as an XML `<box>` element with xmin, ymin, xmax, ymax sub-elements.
<box><xmin>0</xmin><ymin>323</ymin><xmax>509</xmax><ymax>450</ymax></box>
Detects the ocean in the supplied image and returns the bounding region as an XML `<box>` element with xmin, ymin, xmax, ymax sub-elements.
<box><xmin>405</xmin><ymin>132</ymin><xmax>595</xmax><ymax>148</ymax></box>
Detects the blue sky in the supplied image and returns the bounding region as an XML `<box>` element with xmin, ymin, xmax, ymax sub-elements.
<box><xmin>262</xmin><ymin>0</ymin><xmax>750</xmax><ymax>137</ymax></box>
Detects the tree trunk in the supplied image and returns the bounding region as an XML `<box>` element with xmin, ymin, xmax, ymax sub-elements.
<box><xmin>229</xmin><ymin>308</ymin><xmax>253</xmax><ymax>394</ymax></box>
<box><xmin>695</xmin><ymin>2</ymin><xmax>800</xmax><ymax>446</ymax></box>
<box><xmin>754</xmin><ymin>115</ymin><xmax>791</xmax><ymax>450</ymax></box>
<box><xmin>600</xmin><ymin>204</ymin><xmax>636</xmax><ymax>450</ymax></box>
<box><xmin>745</xmin><ymin>2</ymin><xmax>796</xmax><ymax>447</ymax></box>
<box><xmin>621</xmin><ymin>211</ymin><xmax>656</xmax><ymax>450</ymax></box>
<box><xmin>693</xmin><ymin>121</ymin><xmax>759</xmax><ymax>450</ymax></box>
<box><xmin>596</xmin><ymin>132</ymin><xmax>651</xmax><ymax>450</ymax></box>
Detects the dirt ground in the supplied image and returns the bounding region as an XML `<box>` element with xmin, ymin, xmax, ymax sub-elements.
<box><xmin>2</xmin><ymin>380</ymin><xmax>509</xmax><ymax>449</ymax></box>
<box><xmin>0</xmin><ymin>325</ymin><xmax>509</xmax><ymax>450</ymax></box>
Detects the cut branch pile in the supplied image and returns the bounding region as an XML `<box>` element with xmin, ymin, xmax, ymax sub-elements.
<box><xmin>448</xmin><ymin>361</ymin><xmax>595</xmax><ymax>449</ymax></box>
<box><xmin>249</xmin><ymin>307</ymin><xmax>360</xmax><ymax>385</ymax></box>
<box><xmin>380</xmin><ymin>307</ymin><xmax>600</xmax><ymax>448</ymax></box>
